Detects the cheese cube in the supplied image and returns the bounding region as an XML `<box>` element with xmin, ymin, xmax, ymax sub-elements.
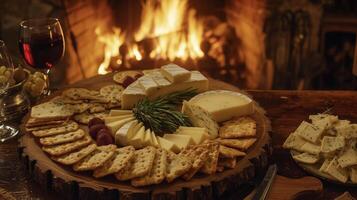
<box><xmin>337</xmin><ymin>148</ymin><xmax>357</xmax><ymax>168</ymax></box>
<box><xmin>326</xmin><ymin>157</ymin><xmax>348</xmax><ymax>183</ymax></box>
<box><xmin>160</xmin><ymin>64</ymin><xmax>191</xmax><ymax>83</ymax></box>
<box><xmin>104</xmin><ymin>114</ymin><xmax>133</xmax><ymax>124</ymax></box>
<box><xmin>157</xmin><ymin>136</ymin><xmax>180</xmax><ymax>153</ymax></box>
<box><xmin>295</xmin><ymin>121</ymin><xmax>324</xmax><ymax>143</ymax></box>
<box><xmin>321</xmin><ymin>136</ymin><xmax>345</xmax><ymax>153</ymax></box>
<box><xmin>137</xmin><ymin>76</ymin><xmax>158</xmax><ymax>96</ymax></box>
<box><xmin>121</xmin><ymin>82</ymin><xmax>146</xmax><ymax>109</ymax></box>
<box><xmin>109</xmin><ymin>109</ymin><xmax>132</xmax><ymax>116</ymax></box>
<box><xmin>143</xmin><ymin>129</ymin><xmax>153</xmax><ymax>146</ymax></box>
<box><xmin>163</xmin><ymin>134</ymin><xmax>194</xmax><ymax>149</ymax></box>
<box><xmin>106</xmin><ymin>117</ymin><xmax>135</xmax><ymax>136</ymax></box>
<box><xmin>188</xmin><ymin>90</ymin><xmax>254</xmax><ymax>123</ymax></box>
<box><xmin>115</xmin><ymin>120</ymin><xmax>138</xmax><ymax>146</ymax></box>
<box><xmin>129</xmin><ymin>124</ymin><xmax>145</xmax><ymax>149</ymax></box>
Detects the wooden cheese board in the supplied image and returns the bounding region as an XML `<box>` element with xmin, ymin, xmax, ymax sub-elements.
<box><xmin>18</xmin><ymin>73</ymin><xmax>272</xmax><ymax>200</ymax></box>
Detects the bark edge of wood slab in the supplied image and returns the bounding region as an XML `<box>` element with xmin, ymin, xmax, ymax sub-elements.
<box><xmin>18</xmin><ymin>73</ymin><xmax>272</xmax><ymax>200</ymax></box>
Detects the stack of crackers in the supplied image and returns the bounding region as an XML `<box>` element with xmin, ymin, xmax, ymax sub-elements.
<box><xmin>283</xmin><ymin>113</ymin><xmax>357</xmax><ymax>183</ymax></box>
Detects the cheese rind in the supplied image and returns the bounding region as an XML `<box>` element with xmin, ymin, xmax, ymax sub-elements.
<box><xmin>106</xmin><ymin>117</ymin><xmax>135</xmax><ymax>136</ymax></box>
<box><xmin>104</xmin><ymin>114</ymin><xmax>133</xmax><ymax>124</ymax></box>
<box><xmin>188</xmin><ymin>90</ymin><xmax>254</xmax><ymax>123</ymax></box>
<box><xmin>163</xmin><ymin>134</ymin><xmax>194</xmax><ymax>149</ymax></box>
<box><xmin>160</xmin><ymin>64</ymin><xmax>191</xmax><ymax>83</ymax></box>
<box><xmin>157</xmin><ymin>137</ymin><xmax>180</xmax><ymax>153</ymax></box>
<box><xmin>109</xmin><ymin>109</ymin><xmax>132</xmax><ymax>116</ymax></box>
<box><xmin>121</xmin><ymin>82</ymin><xmax>146</xmax><ymax>109</ymax></box>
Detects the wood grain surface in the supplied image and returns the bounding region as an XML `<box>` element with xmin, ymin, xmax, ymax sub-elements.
<box><xmin>0</xmin><ymin>74</ymin><xmax>356</xmax><ymax>199</ymax></box>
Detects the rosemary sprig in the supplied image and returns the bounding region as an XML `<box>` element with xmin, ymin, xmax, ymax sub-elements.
<box><xmin>132</xmin><ymin>89</ymin><xmax>197</xmax><ymax>136</ymax></box>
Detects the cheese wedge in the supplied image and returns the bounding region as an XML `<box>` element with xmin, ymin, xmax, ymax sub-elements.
<box><xmin>107</xmin><ymin>117</ymin><xmax>135</xmax><ymax>136</ymax></box>
<box><xmin>188</xmin><ymin>90</ymin><xmax>254</xmax><ymax>123</ymax></box>
<box><xmin>160</xmin><ymin>63</ymin><xmax>191</xmax><ymax>83</ymax></box>
<box><xmin>143</xmin><ymin>129</ymin><xmax>153</xmax><ymax>146</ymax></box>
<box><xmin>163</xmin><ymin>134</ymin><xmax>194</xmax><ymax>149</ymax></box>
<box><xmin>109</xmin><ymin>109</ymin><xmax>132</xmax><ymax>116</ymax></box>
<box><xmin>150</xmin><ymin>131</ymin><xmax>159</xmax><ymax>147</ymax></box>
<box><xmin>176</xmin><ymin>128</ymin><xmax>210</xmax><ymax>144</ymax></box>
<box><xmin>115</xmin><ymin>120</ymin><xmax>138</xmax><ymax>146</ymax></box>
<box><xmin>157</xmin><ymin>136</ymin><xmax>180</xmax><ymax>153</ymax></box>
<box><xmin>104</xmin><ymin>114</ymin><xmax>133</xmax><ymax>124</ymax></box>
<box><xmin>129</xmin><ymin>123</ymin><xmax>145</xmax><ymax>149</ymax></box>
<box><xmin>121</xmin><ymin>82</ymin><xmax>147</xmax><ymax>109</ymax></box>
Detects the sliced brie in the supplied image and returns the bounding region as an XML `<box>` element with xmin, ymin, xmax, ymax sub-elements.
<box><xmin>129</xmin><ymin>123</ymin><xmax>145</xmax><ymax>149</ymax></box>
<box><xmin>107</xmin><ymin>117</ymin><xmax>135</xmax><ymax>136</ymax></box>
<box><xmin>160</xmin><ymin>63</ymin><xmax>191</xmax><ymax>83</ymax></box>
<box><xmin>163</xmin><ymin>134</ymin><xmax>194</xmax><ymax>149</ymax></box>
<box><xmin>115</xmin><ymin>120</ymin><xmax>138</xmax><ymax>146</ymax></box>
<box><xmin>157</xmin><ymin>136</ymin><xmax>180</xmax><ymax>153</ymax></box>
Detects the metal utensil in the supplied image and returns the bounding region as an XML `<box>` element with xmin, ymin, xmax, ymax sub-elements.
<box><xmin>252</xmin><ymin>164</ymin><xmax>278</xmax><ymax>200</ymax></box>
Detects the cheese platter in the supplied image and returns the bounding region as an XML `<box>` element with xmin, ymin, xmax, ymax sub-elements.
<box><xmin>19</xmin><ymin>64</ymin><xmax>272</xmax><ymax>199</ymax></box>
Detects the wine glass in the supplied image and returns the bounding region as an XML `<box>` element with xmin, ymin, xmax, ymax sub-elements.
<box><xmin>19</xmin><ymin>18</ymin><xmax>65</xmax><ymax>93</ymax></box>
<box><xmin>0</xmin><ymin>40</ymin><xmax>19</xmax><ymax>142</ymax></box>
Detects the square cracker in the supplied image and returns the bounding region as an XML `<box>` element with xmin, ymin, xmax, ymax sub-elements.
<box><xmin>180</xmin><ymin>146</ymin><xmax>209</xmax><ymax>180</ymax></box>
<box><xmin>219</xmin><ymin>145</ymin><xmax>246</xmax><ymax>158</ymax></box>
<box><xmin>30</xmin><ymin>101</ymin><xmax>74</xmax><ymax>120</ymax></box>
<box><xmin>93</xmin><ymin>146</ymin><xmax>135</xmax><ymax>178</ymax></box>
<box><xmin>42</xmin><ymin>135</ymin><xmax>92</xmax><ymax>156</ymax></box>
<box><xmin>282</xmin><ymin>133</ymin><xmax>307</xmax><ymax>151</ymax></box>
<box><xmin>52</xmin><ymin>144</ymin><xmax>97</xmax><ymax>165</ymax></box>
<box><xmin>216</xmin><ymin>138</ymin><xmax>257</xmax><ymax>151</ymax></box>
<box><xmin>199</xmin><ymin>141</ymin><xmax>220</xmax><ymax>174</ymax></box>
<box><xmin>131</xmin><ymin>148</ymin><xmax>167</xmax><ymax>186</ymax></box>
<box><xmin>32</xmin><ymin>121</ymin><xmax>79</xmax><ymax>137</ymax></box>
<box><xmin>26</xmin><ymin>117</ymin><xmax>67</xmax><ymax>128</ymax></box>
<box><xmin>165</xmin><ymin>151</ymin><xmax>192</xmax><ymax>183</ymax></box>
<box><xmin>218</xmin><ymin>157</ymin><xmax>237</xmax><ymax>169</ymax></box>
<box><xmin>39</xmin><ymin>129</ymin><xmax>85</xmax><ymax>146</ymax></box>
<box><xmin>115</xmin><ymin>146</ymin><xmax>156</xmax><ymax>181</ymax></box>
<box><xmin>73</xmin><ymin>145</ymin><xmax>117</xmax><ymax>171</ymax></box>
<box><xmin>219</xmin><ymin>117</ymin><xmax>256</xmax><ymax>139</ymax></box>
<box><xmin>337</xmin><ymin>148</ymin><xmax>357</xmax><ymax>168</ymax></box>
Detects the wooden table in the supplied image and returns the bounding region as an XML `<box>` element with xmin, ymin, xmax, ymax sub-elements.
<box><xmin>1</xmin><ymin>75</ymin><xmax>357</xmax><ymax>200</ymax></box>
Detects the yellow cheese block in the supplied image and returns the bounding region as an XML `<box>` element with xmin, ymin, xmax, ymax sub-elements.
<box><xmin>143</xmin><ymin>129</ymin><xmax>153</xmax><ymax>146</ymax></box>
<box><xmin>157</xmin><ymin>136</ymin><xmax>180</xmax><ymax>153</ymax></box>
<box><xmin>115</xmin><ymin>120</ymin><xmax>138</xmax><ymax>146</ymax></box>
<box><xmin>109</xmin><ymin>109</ymin><xmax>132</xmax><ymax>116</ymax></box>
<box><xmin>163</xmin><ymin>134</ymin><xmax>194</xmax><ymax>149</ymax></box>
<box><xmin>129</xmin><ymin>123</ymin><xmax>145</xmax><ymax>149</ymax></box>
<box><xmin>188</xmin><ymin>90</ymin><xmax>254</xmax><ymax>123</ymax></box>
<box><xmin>104</xmin><ymin>114</ymin><xmax>133</xmax><ymax>124</ymax></box>
<box><xmin>160</xmin><ymin>63</ymin><xmax>191</xmax><ymax>83</ymax></box>
<box><xmin>176</xmin><ymin>128</ymin><xmax>210</xmax><ymax>144</ymax></box>
<box><xmin>106</xmin><ymin>117</ymin><xmax>135</xmax><ymax>136</ymax></box>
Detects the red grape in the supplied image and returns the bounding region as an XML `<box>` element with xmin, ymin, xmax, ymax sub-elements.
<box><xmin>89</xmin><ymin>124</ymin><xmax>107</xmax><ymax>139</ymax></box>
<box><xmin>121</xmin><ymin>76</ymin><xmax>136</xmax><ymax>88</ymax></box>
<box><xmin>88</xmin><ymin>117</ymin><xmax>104</xmax><ymax>128</ymax></box>
<box><xmin>96</xmin><ymin>129</ymin><xmax>114</xmax><ymax>146</ymax></box>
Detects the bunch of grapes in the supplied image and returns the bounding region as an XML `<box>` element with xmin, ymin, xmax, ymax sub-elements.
<box><xmin>0</xmin><ymin>65</ymin><xmax>13</xmax><ymax>85</ymax></box>
<box><xmin>24</xmin><ymin>72</ymin><xmax>47</xmax><ymax>97</ymax></box>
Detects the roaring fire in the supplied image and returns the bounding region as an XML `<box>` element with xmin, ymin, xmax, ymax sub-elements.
<box><xmin>96</xmin><ymin>0</ymin><xmax>204</xmax><ymax>74</ymax></box>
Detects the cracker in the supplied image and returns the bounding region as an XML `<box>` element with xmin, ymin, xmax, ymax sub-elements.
<box><xmin>293</xmin><ymin>152</ymin><xmax>319</xmax><ymax>164</ymax></box>
<box><xmin>325</xmin><ymin>157</ymin><xmax>348</xmax><ymax>183</ymax></box>
<box><xmin>113</xmin><ymin>70</ymin><xmax>142</xmax><ymax>84</ymax></box>
<box><xmin>32</xmin><ymin>121</ymin><xmax>79</xmax><ymax>137</ymax></box>
<box><xmin>321</xmin><ymin>136</ymin><xmax>345</xmax><ymax>153</ymax></box>
<box><xmin>219</xmin><ymin>117</ymin><xmax>256</xmax><ymax>139</ymax></box>
<box><xmin>216</xmin><ymin>138</ymin><xmax>257</xmax><ymax>151</ymax></box>
<box><xmin>219</xmin><ymin>145</ymin><xmax>246</xmax><ymax>158</ymax></box>
<box><xmin>42</xmin><ymin>135</ymin><xmax>93</xmax><ymax>156</ymax></box>
<box><xmin>39</xmin><ymin>129</ymin><xmax>85</xmax><ymax>146</ymax></box>
<box><xmin>199</xmin><ymin>141</ymin><xmax>220</xmax><ymax>174</ymax></box>
<box><xmin>282</xmin><ymin>133</ymin><xmax>307</xmax><ymax>151</ymax></box>
<box><xmin>300</xmin><ymin>142</ymin><xmax>321</xmax><ymax>155</ymax></box>
<box><xmin>218</xmin><ymin>157</ymin><xmax>237</xmax><ymax>169</ymax></box>
<box><xmin>93</xmin><ymin>146</ymin><xmax>135</xmax><ymax>178</ymax></box>
<box><xmin>165</xmin><ymin>151</ymin><xmax>192</xmax><ymax>183</ymax></box>
<box><xmin>295</xmin><ymin>121</ymin><xmax>324</xmax><ymax>143</ymax></box>
<box><xmin>115</xmin><ymin>146</ymin><xmax>156</xmax><ymax>181</ymax></box>
<box><xmin>351</xmin><ymin>167</ymin><xmax>357</xmax><ymax>183</ymax></box>
<box><xmin>74</xmin><ymin>111</ymin><xmax>109</xmax><ymax>124</ymax></box>
<box><xmin>73</xmin><ymin>145</ymin><xmax>117</xmax><ymax>171</ymax></box>
<box><xmin>88</xmin><ymin>104</ymin><xmax>107</xmax><ymax>113</ymax></box>
<box><xmin>100</xmin><ymin>84</ymin><xmax>123</xmax><ymax>103</ymax></box>
<box><xmin>131</xmin><ymin>148</ymin><xmax>167</xmax><ymax>186</ymax></box>
<box><xmin>30</xmin><ymin>101</ymin><xmax>74</xmax><ymax>120</ymax></box>
<box><xmin>52</xmin><ymin>144</ymin><xmax>97</xmax><ymax>165</ymax></box>
<box><xmin>51</xmin><ymin>95</ymin><xmax>84</xmax><ymax>104</ymax></box>
<box><xmin>62</xmin><ymin>88</ymin><xmax>102</xmax><ymax>101</ymax></box>
<box><xmin>26</xmin><ymin>117</ymin><xmax>67</xmax><ymax>128</ymax></box>
<box><xmin>337</xmin><ymin>148</ymin><xmax>357</xmax><ymax>168</ymax></box>
<box><xmin>180</xmin><ymin>146</ymin><xmax>209</xmax><ymax>180</ymax></box>
<box><xmin>26</xmin><ymin>123</ymin><xmax>66</xmax><ymax>132</ymax></box>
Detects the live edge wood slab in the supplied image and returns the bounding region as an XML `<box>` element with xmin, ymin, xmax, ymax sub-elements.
<box><xmin>18</xmin><ymin>74</ymin><xmax>272</xmax><ymax>200</ymax></box>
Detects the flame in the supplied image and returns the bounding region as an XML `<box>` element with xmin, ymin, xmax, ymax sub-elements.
<box><xmin>96</xmin><ymin>0</ymin><xmax>204</xmax><ymax>74</ymax></box>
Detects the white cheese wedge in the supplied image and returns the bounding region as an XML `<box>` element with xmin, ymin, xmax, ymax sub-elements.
<box><xmin>295</xmin><ymin>121</ymin><xmax>324</xmax><ymax>143</ymax></box>
<box><xmin>109</xmin><ymin>109</ymin><xmax>132</xmax><ymax>116</ymax></box>
<box><xmin>188</xmin><ymin>90</ymin><xmax>254</xmax><ymax>123</ymax></box>
<box><xmin>177</xmin><ymin>126</ymin><xmax>210</xmax><ymax>144</ymax></box>
<box><xmin>157</xmin><ymin>136</ymin><xmax>180</xmax><ymax>153</ymax></box>
<box><xmin>163</xmin><ymin>134</ymin><xmax>194</xmax><ymax>149</ymax></box>
<box><xmin>337</xmin><ymin>148</ymin><xmax>357</xmax><ymax>168</ymax></box>
<box><xmin>143</xmin><ymin>129</ymin><xmax>153</xmax><ymax>146</ymax></box>
<box><xmin>121</xmin><ymin>70</ymin><xmax>208</xmax><ymax>109</ymax></box>
<box><xmin>160</xmin><ymin>63</ymin><xmax>191</xmax><ymax>83</ymax></box>
<box><xmin>115</xmin><ymin>120</ymin><xmax>138</xmax><ymax>146</ymax></box>
<box><xmin>182</xmin><ymin>101</ymin><xmax>219</xmax><ymax>139</ymax></box>
<box><xmin>321</xmin><ymin>136</ymin><xmax>345</xmax><ymax>153</ymax></box>
<box><xmin>121</xmin><ymin>82</ymin><xmax>146</xmax><ymax>109</ymax></box>
<box><xmin>150</xmin><ymin>131</ymin><xmax>159</xmax><ymax>147</ymax></box>
<box><xmin>104</xmin><ymin>114</ymin><xmax>133</xmax><ymax>124</ymax></box>
<box><xmin>129</xmin><ymin>123</ymin><xmax>145</xmax><ymax>149</ymax></box>
<box><xmin>107</xmin><ymin>117</ymin><xmax>135</xmax><ymax>136</ymax></box>
<box><xmin>326</xmin><ymin>157</ymin><xmax>348</xmax><ymax>183</ymax></box>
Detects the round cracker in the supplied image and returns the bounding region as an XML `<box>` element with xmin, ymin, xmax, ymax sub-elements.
<box><xmin>100</xmin><ymin>84</ymin><xmax>124</xmax><ymax>102</ymax></box>
<box><xmin>113</xmin><ymin>71</ymin><xmax>143</xmax><ymax>84</ymax></box>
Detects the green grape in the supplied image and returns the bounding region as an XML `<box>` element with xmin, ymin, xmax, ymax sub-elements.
<box><xmin>0</xmin><ymin>75</ymin><xmax>7</xmax><ymax>83</ymax></box>
<box><xmin>33</xmin><ymin>72</ymin><xmax>45</xmax><ymax>79</ymax></box>
<box><xmin>33</xmin><ymin>77</ymin><xmax>44</xmax><ymax>85</ymax></box>
<box><xmin>3</xmin><ymin>70</ymin><xmax>11</xmax><ymax>78</ymax></box>
<box><xmin>0</xmin><ymin>66</ymin><xmax>6</xmax><ymax>75</ymax></box>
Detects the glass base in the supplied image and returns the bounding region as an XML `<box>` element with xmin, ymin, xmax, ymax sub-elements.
<box><xmin>0</xmin><ymin>124</ymin><xmax>19</xmax><ymax>142</ymax></box>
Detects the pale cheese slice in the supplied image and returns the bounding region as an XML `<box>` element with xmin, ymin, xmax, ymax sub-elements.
<box><xmin>320</xmin><ymin>136</ymin><xmax>345</xmax><ymax>153</ymax></box>
<box><xmin>107</xmin><ymin>117</ymin><xmax>135</xmax><ymax>136</ymax></box>
<box><xmin>337</xmin><ymin>148</ymin><xmax>357</xmax><ymax>168</ymax></box>
<box><xmin>295</xmin><ymin>121</ymin><xmax>324</xmax><ymax>143</ymax></box>
<box><xmin>157</xmin><ymin>136</ymin><xmax>180</xmax><ymax>153</ymax></box>
<box><xmin>160</xmin><ymin>63</ymin><xmax>191</xmax><ymax>83</ymax></box>
<box><xmin>150</xmin><ymin>131</ymin><xmax>160</xmax><ymax>147</ymax></box>
<box><xmin>188</xmin><ymin>90</ymin><xmax>254</xmax><ymax>123</ymax></box>
<box><xmin>137</xmin><ymin>76</ymin><xmax>158</xmax><ymax>96</ymax></box>
<box><xmin>325</xmin><ymin>157</ymin><xmax>348</xmax><ymax>183</ymax></box>
<box><xmin>109</xmin><ymin>109</ymin><xmax>132</xmax><ymax>116</ymax></box>
<box><xmin>143</xmin><ymin>129</ymin><xmax>153</xmax><ymax>146</ymax></box>
<box><xmin>121</xmin><ymin>82</ymin><xmax>146</xmax><ymax>109</ymax></box>
<box><xmin>163</xmin><ymin>134</ymin><xmax>194</xmax><ymax>149</ymax></box>
<box><xmin>115</xmin><ymin>120</ymin><xmax>138</xmax><ymax>146</ymax></box>
<box><xmin>177</xmin><ymin>129</ymin><xmax>209</xmax><ymax>144</ymax></box>
<box><xmin>104</xmin><ymin>114</ymin><xmax>133</xmax><ymax>124</ymax></box>
<box><xmin>129</xmin><ymin>124</ymin><xmax>145</xmax><ymax>149</ymax></box>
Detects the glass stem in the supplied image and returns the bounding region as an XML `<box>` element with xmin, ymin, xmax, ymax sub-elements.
<box><xmin>42</xmin><ymin>68</ymin><xmax>51</xmax><ymax>95</ymax></box>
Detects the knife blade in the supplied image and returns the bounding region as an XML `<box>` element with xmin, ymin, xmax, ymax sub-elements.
<box><xmin>252</xmin><ymin>164</ymin><xmax>277</xmax><ymax>200</ymax></box>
